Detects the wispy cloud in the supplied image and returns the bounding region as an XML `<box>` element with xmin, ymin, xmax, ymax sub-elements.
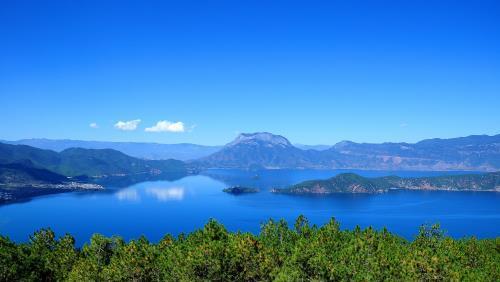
<box><xmin>145</xmin><ymin>120</ymin><xmax>185</xmax><ymax>133</ymax></box>
<box><xmin>400</xmin><ymin>122</ymin><xmax>408</xmax><ymax>128</ymax></box>
<box><xmin>114</xmin><ymin>119</ymin><xmax>141</xmax><ymax>131</ymax></box>
<box><xmin>188</xmin><ymin>124</ymin><xmax>197</xmax><ymax>132</ymax></box>
<box><xmin>89</xmin><ymin>122</ymin><xmax>99</xmax><ymax>129</ymax></box>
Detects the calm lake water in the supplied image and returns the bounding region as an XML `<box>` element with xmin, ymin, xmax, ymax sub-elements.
<box><xmin>0</xmin><ymin>169</ymin><xmax>499</xmax><ymax>245</ymax></box>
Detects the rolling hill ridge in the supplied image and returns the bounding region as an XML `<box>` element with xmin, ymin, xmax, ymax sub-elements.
<box><xmin>0</xmin><ymin>142</ymin><xmax>188</xmax><ymax>177</ymax></box>
<box><xmin>273</xmin><ymin>172</ymin><xmax>500</xmax><ymax>194</ymax></box>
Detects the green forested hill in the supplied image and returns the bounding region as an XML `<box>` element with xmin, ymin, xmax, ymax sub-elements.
<box><xmin>275</xmin><ymin>173</ymin><xmax>391</xmax><ymax>194</ymax></box>
<box><xmin>0</xmin><ymin>217</ymin><xmax>498</xmax><ymax>281</ymax></box>
<box><xmin>275</xmin><ymin>172</ymin><xmax>500</xmax><ymax>194</ymax></box>
<box><xmin>56</xmin><ymin>147</ymin><xmax>187</xmax><ymax>176</ymax></box>
<box><xmin>4</xmin><ymin>138</ymin><xmax>222</xmax><ymax>161</ymax></box>
<box><xmin>0</xmin><ymin>142</ymin><xmax>188</xmax><ymax>177</ymax></box>
<box><xmin>0</xmin><ymin>162</ymin><xmax>68</xmax><ymax>185</ymax></box>
<box><xmin>0</xmin><ymin>143</ymin><xmax>60</xmax><ymax>169</ymax></box>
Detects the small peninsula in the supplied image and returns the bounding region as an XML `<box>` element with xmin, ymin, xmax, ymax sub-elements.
<box><xmin>272</xmin><ymin>172</ymin><xmax>500</xmax><ymax>194</ymax></box>
<box><xmin>0</xmin><ymin>162</ymin><xmax>103</xmax><ymax>203</ymax></box>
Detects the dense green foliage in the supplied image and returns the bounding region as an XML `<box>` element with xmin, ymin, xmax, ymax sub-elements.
<box><xmin>1</xmin><ymin>217</ymin><xmax>498</xmax><ymax>281</ymax></box>
<box><xmin>276</xmin><ymin>172</ymin><xmax>500</xmax><ymax>194</ymax></box>
<box><xmin>276</xmin><ymin>173</ymin><xmax>391</xmax><ymax>194</ymax></box>
<box><xmin>0</xmin><ymin>142</ymin><xmax>187</xmax><ymax>177</ymax></box>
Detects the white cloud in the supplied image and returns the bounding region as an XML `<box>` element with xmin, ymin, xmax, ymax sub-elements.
<box><xmin>114</xmin><ymin>119</ymin><xmax>141</xmax><ymax>131</ymax></box>
<box><xmin>400</xmin><ymin>122</ymin><xmax>408</xmax><ymax>128</ymax></box>
<box><xmin>145</xmin><ymin>120</ymin><xmax>185</xmax><ymax>133</ymax></box>
<box><xmin>89</xmin><ymin>122</ymin><xmax>99</xmax><ymax>129</ymax></box>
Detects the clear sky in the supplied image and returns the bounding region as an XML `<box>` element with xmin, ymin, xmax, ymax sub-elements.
<box><xmin>1</xmin><ymin>0</ymin><xmax>499</xmax><ymax>145</ymax></box>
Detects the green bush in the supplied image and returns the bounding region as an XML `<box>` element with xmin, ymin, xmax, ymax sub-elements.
<box><xmin>1</xmin><ymin>217</ymin><xmax>498</xmax><ymax>281</ymax></box>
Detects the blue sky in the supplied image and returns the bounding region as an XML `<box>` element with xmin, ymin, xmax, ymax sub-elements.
<box><xmin>1</xmin><ymin>0</ymin><xmax>499</xmax><ymax>145</ymax></box>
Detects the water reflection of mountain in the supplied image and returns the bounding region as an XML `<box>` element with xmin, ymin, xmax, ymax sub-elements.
<box><xmin>201</xmin><ymin>170</ymin><xmax>258</xmax><ymax>188</ymax></box>
<box><xmin>94</xmin><ymin>172</ymin><xmax>189</xmax><ymax>188</ymax></box>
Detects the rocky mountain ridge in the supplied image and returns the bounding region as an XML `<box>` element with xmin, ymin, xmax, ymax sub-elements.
<box><xmin>198</xmin><ymin>132</ymin><xmax>500</xmax><ymax>171</ymax></box>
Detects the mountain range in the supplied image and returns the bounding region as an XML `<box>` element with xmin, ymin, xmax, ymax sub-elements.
<box><xmin>2</xmin><ymin>132</ymin><xmax>500</xmax><ymax>172</ymax></box>
<box><xmin>2</xmin><ymin>139</ymin><xmax>221</xmax><ymax>161</ymax></box>
<box><xmin>196</xmin><ymin>132</ymin><xmax>500</xmax><ymax>171</ymax></box>
<box><xmin>1</xmin><ymin>132</ymin><xmax>499</xmax><ymax>202</ymax></box>
<box><xmin>1</xmin><ymin>139</ymin><xmax>332</xmax><ymax>160</ymax></box>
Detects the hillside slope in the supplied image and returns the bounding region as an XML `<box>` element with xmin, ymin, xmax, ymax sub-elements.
<box><xmin>3</xmin><ymin>139</ymin><xmax>221</xmax><ymax>160</ymax></box>
<box><xmin>0</xmin><ymin>142</ymin><xmax>188</xmax><ymax>177</ymax></box>
<box><xmin>197</xmin><ymin>132</ymin><xmax>500</xmax><ymax>171</ymax></box>
<box><xmin>273</xmin><ymin>172</ymin><xmax>500</xmax><ymax>194</ymax></box>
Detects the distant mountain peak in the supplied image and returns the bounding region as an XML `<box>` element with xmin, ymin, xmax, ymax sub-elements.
<box><xmin>226</xmin><ymin>132</ymin><xmax>292</xmax><ymax>148</ymax></box>
<box><xmin>198</xmin><ymin>132</ymin><xmax>308</xmax><ymax>169</ymax></box>
<box><xmin>333</xmin><ymin>140</ymin><xmax>355</xmax><ymax>149</ymax></box>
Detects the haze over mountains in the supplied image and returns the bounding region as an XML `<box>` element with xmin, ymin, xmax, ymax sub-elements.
<box><xmin>1</xmin><ymin>138</ymin><xmax>332</xmax><ymax>160</ymax></box>
<box><xmin>2</xmin><ymin>132</ymin><xmax>500</xmax><ymax>171</ymax></box>
<box><xmin>2</xmin><ymin>139</ymin><xmax>221</xmax><ymax>161</ymax></box>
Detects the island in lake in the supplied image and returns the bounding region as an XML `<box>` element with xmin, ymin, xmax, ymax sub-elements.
<box><xmin>272</xmin><ymin>172</ymin><xmax>500</xmax><ymax>194</ymax></box>
<box><xmin>223</xmin><ymin>186</ymin><xmax>259</xmax><ymax>194</ymax></box>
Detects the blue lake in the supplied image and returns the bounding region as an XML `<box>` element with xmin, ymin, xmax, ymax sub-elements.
<box><xmin>0</xmin><ymin>169</ymin><xmax>499</xmax><ymax>245</ymax></box>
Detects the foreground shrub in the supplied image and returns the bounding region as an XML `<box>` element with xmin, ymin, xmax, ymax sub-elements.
<box><xmin>1</xmin><ymin>217</ymin><xmax>499</xmax><ymax>281</ymax></box>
